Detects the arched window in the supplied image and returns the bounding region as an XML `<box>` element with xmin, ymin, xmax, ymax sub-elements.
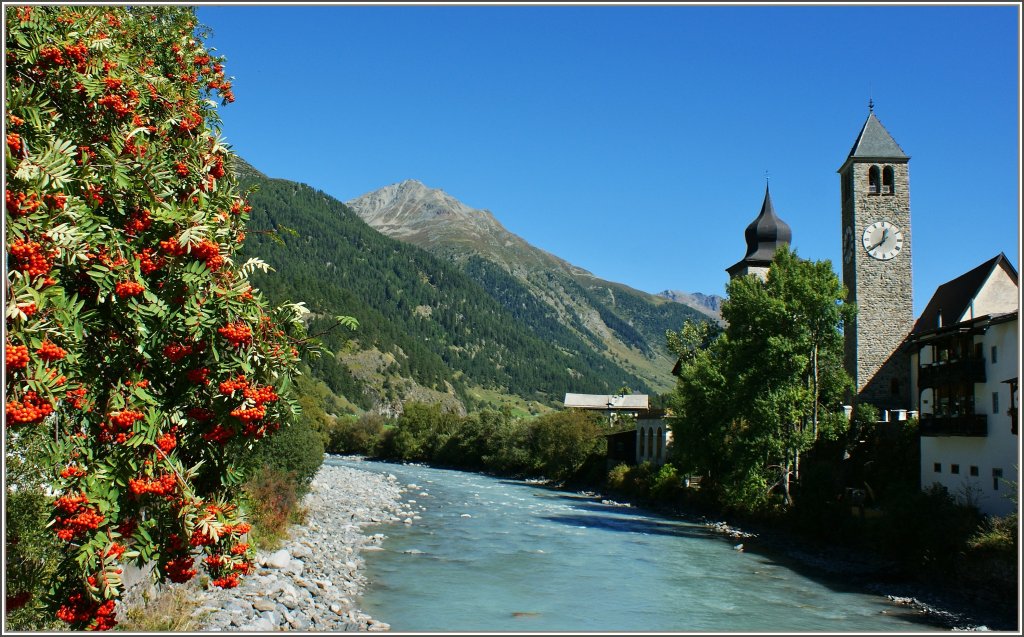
<box><xmin>868</xmin><ymin>165</ymin><xmax>880</xmax><ymax>194</ymax></box>
<box><xmin>647</xmin><ymin>429</ymin><xmax>655</xmax><ymax>460</ymax></box>
<box><xmin>882</xmin><ymin>166</ymin><xmax>895</xmax><ymax>194</ymax></box>
<box><xmin>656</xmin><ymin>428</ymin><xmax>663</xmax><ymax>462</ymax></box>
<box><xmin>638</xmin><ymin>426</ymin><xmax>645</xmax><ymax>459</ymax></box>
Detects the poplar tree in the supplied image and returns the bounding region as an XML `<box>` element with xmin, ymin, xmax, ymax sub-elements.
<box><xmin>668</xmin><ymin>246</ymin><xmax>854</xmax><ymax>511</ymax></box>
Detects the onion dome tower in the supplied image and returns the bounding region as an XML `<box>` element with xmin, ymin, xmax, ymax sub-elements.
<box><xmin>726</xmin><ymin>184</ymin><xmax>792</xmax><ymax>280</ymax></box>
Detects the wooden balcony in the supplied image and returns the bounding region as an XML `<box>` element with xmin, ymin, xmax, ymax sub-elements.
<box><xmin>918</xmin><ymin>358</ymin><xmax>986</xmax><ymax>390</ymax></box>
<box><xmin>919</xmin><ymin>413</ymin><xmax>988</xmax><ymax>437</ymax></box>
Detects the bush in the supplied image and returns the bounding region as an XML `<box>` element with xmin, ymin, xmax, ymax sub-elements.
<box><xmin>324</xmin><ymin>413</ymin><xmax>387</xmax><ymax>455</ymax></box>
<box><xmin>650</xmin><ymin>464</ymin><xmax>683</xmax><ymax>500</ymax></box>
<box><xmin>529</xmin><ymin>410</ymin><xmax>606</xmax><ymax>481</ymax></box>
<box><xmin>874</xmin><ymin>483</ymin><xmax>982</xmax><ymax>575</ymax></box>
<box><xmin>244</xmin><ymin>417</ymin><xmax>324</xmax><ymax>488</ymax></box>
<box><xmin>240</xmin><ymin>465</ymin><xmax>307</xmax><ymax>551</ymax></box>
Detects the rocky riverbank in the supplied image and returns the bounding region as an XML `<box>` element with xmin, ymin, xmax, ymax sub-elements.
<box><xmin>193</xmin><ymin>460</ymin><xmax>413</xmax><ymax>631</ymax></box>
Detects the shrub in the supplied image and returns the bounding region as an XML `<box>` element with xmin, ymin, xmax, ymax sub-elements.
<box><xmin>243</xmin><ymin>417</ymin><xmax>324</xmax><ymax>488</ymax></box>
<box><xmin>325</xmin><ymin>412</ymin><xmax>388</xmax><ymax>455</ymax></box>
<box><xmin>529</xmin><ymin>410</ymin><xmax>606</xmax><ymax>481</ymax></box>
<box><xmin>650</xmin><ymin>464</ymin><xmax>683</xmax><ymax>501</ymax></box>
<box><xmin>240</xmin><ymin>465</ymin><xmax>306</xmax><ymax>551</ymax></box>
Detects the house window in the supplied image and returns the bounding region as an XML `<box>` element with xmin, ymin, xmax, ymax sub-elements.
<box><xmin>882</xmin><ymin>166</ymin><xmax>895</xmax><ymax>194</ymax></box>
<box><xmin>951</xmin><ymin>464</ymin><xmax>960</xmax><ymax>475</ymax></box>
<box><xmin>639</xmin><ymin>427</ymin><xmax>645</xmax><ymax>458</ymax></box>
<box><xmin>993</xmin><ymin>392</ymin><xmax>999</xmax><ymax>415</ymax></box>
<box><xmin>890</xmin><ymin>378</ymin><xmax>900</xmax><ymax>397</ymax></box>
<box><xmin>933</xmin><ymin>462</ymin><xmax>942</xmax><ymax>473</ymax></box>
<box><xmin>970</xmin><ymin>466</ymin><xmax>979</xmax><ymax>477</ymax></box>
<box><xmin>868</xmin><ymin>165</ymin><xmax>880</xmax><ymax>194</ymax></box>
<box><xmin>991</xmin><ymin>345</ymin><xmax>997</xmax><ymax>364</ymax></box>
<box><xmin>992</xmin><ymin>468</ymin><xmax>1003</xmax><ymax>491</ymax></box>
<box><xmin>656</xmin><ymin>427</ymin><xmax>663</xmax><ymax>461</ymax></box>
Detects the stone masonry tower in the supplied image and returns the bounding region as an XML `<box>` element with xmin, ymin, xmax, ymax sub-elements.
<box><xmin>839</xmin><ymin>103</ymin><xmax>913</xmax><ymax>412</ymax></box>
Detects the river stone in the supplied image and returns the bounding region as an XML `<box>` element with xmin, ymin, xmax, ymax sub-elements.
<box><xmin>266</xmin><ymin>549</ymin><xmax>291</xmax><ymax>569</ymax></box>
<box><xmin>252</xmin><ymin>598</ymin><xmax>276</xmax><ymax>612</ymax></box>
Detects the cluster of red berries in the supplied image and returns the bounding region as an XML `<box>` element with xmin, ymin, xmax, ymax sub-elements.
<box><xmin>61</xmin><ymin>464</ymin><xmax>87</xmax><ymax>479</ymax></box>
<box><xmin>124</xmin><ymin>208</ymin><xmax>151</xmax><ymax>236</ymax></box>
<box><xmin>7</xmin><ymin>131</ymin><xmax>22</xmax><ymax>154</ymax></box>
<box><xmin>185</xmin><ymin>367</ymin><xmax>209</xmax><ymax>385</ymax></box>
<box><xmin>136</xmin><ymin>247</ymin><xmax>165</xmax><ymax>274</ymax></box>
<box><xmin>9</xmin><ymin>238</ymin><xmax>55</xmax><ymax>277</ymax></box>
<box><xmin>37</xmin><ymin>339</ymin><xmax>67</xmax><ymax>362</ymax></box>
<box><xmin>201</xmin><ymin>424</ymin><xmax>233</xmax><ymax>445</ymax></box>
<box><xmin>128</xmin><ymin>473</ymin><xmax>176</xmax><ymax>498</ymax></box>
<box><xmin>16</xmin><ymin>302</ymin><xmax>37</xmax><ymax>317</ymax></box>
<box><xmin>97</xmin><ymin>93</ymin><xmax>135</xmax><ymax>118</ymax></box>
<box><xmin>5</xmin><ymin>189</ymin><xmax>41</xmax><ymax>216</ymax></box>
<box><xmin>218</xmin><ymin>374</ymin><xmax>248</xmax><ymax>394</ymax></box>
<box><xmin>105</xmin><ymin>542</ymin><xmax>126</xmax><ymax>560</ymax></box>
<box><xmin>159</xmin><ymin>236</ymin><xmax>186</xmax><ymax>257</ymax></box>
<box><xmin>114</xmin><ymin>280</ymin><xmax>145</xmax><ymax>298</ymax></box>
<box><xmin>217</xmin><ymin>321</ymin><xmax>252</xmax><ymax>347</ymax></box>
<box><xmin>65</xmin><ymin>386</ymin><xmax>88</xmax><ymax>410</ymax></box>
<box><xmin>163</xmin><ymin>555</ymin><xmax>197</xmax><ymax>583</ymax></box>
<box><xmin>52</xmin><ymin>493</ymin><xmax>104</xmax><ymax>541</ymax></box>
<box><xmin>39</xmin><ymin>42</ymin><xmax>88</xmax><ymax>70</ymax></box>
<box><xmin>177</xmin><ymin>111</ymin><xmax>203</xmax><ymax>133</ymax></box>
<box><xmin>56</xmin><ymin>592</ymin><xmax>117</xmax><ymax>630</ymax></box>
<box><xmin>229</xmin><ymin>199</ymin><xmax>252</xmax><ymax>215</ymax></box>
<box><xmin>156</xmin><ymin>432</ymin><xmax>177</xmax><ymax>453</ymax></box>
<box><xmin>190</xmin><ymin>238</ymin><xmax>224</xmax><ymax>271</ymax></box>
<box><xmin>6</xmin><ymin>342</ymin><xmax>29</xmax><ymax>371</ymax></box>
<box><xmin>163</xmin><ymin>341</ymin><xmax>197</xmax><ymax>362</ymax></box>
<box><xmin>6</xmin><ymin>390</ymin><xmax>55</xmax><ymax>424</ymax></box>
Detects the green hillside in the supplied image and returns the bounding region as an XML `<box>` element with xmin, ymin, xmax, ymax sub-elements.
<box><xmin>237</xmin><ymin>173</ymin><xmax>654</xmax><ymax>413</ymax></box>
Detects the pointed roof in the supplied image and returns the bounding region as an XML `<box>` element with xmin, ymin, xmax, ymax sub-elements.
<box><xmin>838</xmin><ymin>107</ymin><xmax>909</xmax><ymax>172</ymax></box>
<box><xmin>726</xmin><ymin>185</ymin><xmax>792</xmax><ymax>277</ymax></box>
<box><xmin>913</xmin><ymin>253</ymin><xmax>1019</xmax><ymax>333</ymax></box>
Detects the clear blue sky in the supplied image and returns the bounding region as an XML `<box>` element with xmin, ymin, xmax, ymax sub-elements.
<box><xmin>196</xmin><ymin>4</ymin><xmax>1020</xmax><ymax>315</ymax></box>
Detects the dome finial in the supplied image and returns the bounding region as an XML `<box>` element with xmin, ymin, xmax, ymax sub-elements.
<box><xmin>868</xmin><ymin>97</ymin><xmax>874</xmax><ymax>112</ymax></box>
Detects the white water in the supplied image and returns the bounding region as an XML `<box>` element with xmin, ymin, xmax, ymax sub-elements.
<box><xmin>330</xmin><ymin>458</ymin><xmax>946</xmax><ymax>632</ymax></box>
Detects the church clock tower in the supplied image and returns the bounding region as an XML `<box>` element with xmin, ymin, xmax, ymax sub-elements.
<box><xmin>839</xmin><ymin>103</ymin><xmax>913</xmax><ymax>411</ymax></box>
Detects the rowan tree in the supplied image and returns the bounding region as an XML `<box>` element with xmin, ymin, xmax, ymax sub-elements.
<box><xmin>5</xmin><ymin>5</ymin><xmax>320</xmax><ymax>629</ymax></box>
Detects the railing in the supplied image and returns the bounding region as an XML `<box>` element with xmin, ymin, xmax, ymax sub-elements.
<box><xmin>918</xmin><ymin>358</ymin><xmax>986</xmax><ymax>389</ymax></box>
<box><xmin>919</xmin><ymin>413</ymin><xmax>988</xmax><ymax>437</ymax></box>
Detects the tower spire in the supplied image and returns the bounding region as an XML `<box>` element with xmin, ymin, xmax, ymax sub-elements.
<box><xmin>868</xmin><ymin>97</ymin><xmax>874</xmax><ymax>112</ymax></box>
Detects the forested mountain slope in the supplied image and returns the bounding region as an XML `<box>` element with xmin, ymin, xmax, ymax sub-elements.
<box><xmin>236</xmin><ymin>168</ymin><xmax>657</xmax><ymax>415</ymax></box>
<box><xmin>346</xmin><ymin>179</ymin><xmax>711</xmax><ymax>394</ymax></box>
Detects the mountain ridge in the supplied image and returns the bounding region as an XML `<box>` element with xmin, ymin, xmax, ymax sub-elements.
<box><xmin>345</xmin><ymin>179</ymin><xmax>715</xmax><ymax>393</ymax></box>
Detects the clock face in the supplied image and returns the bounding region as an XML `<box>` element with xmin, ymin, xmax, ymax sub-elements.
<box><xmin>843</xmin><ymin>226</ymin><xmax>854</xmax><ymax>265</ymax></box>
<box><xmin>861</xmin><ymin>220</ymin><xmax>904</xmax><ymax>260</ymax></box>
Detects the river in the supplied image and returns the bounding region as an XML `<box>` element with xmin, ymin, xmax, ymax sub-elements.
<box><xmin>328</xmin><ymin>457</ymin><xmax>949</xmax><ymax>632</ymax></box>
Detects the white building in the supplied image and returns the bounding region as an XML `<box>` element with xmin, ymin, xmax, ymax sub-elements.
<box><xmin>906</xmin><ymin>254</ymin><xmax>1019</xmax><ymax>517</ymax></box>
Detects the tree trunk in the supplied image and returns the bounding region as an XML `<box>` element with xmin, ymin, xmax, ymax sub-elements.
<box><xmin>812</xmin><ymin>343</ymin><xmax>820</xmax><ymax>440</ymax></box>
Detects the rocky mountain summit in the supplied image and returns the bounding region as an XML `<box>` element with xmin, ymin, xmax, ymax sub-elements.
<box><xmin>658</xmin><ymin>290</ymin><xmax>725</xmax><ymax>321</ymax></box>
<box><xmin>346</xmin><ymin>180</ymin><xmax>715</xmax><ymax>393</ymax></box>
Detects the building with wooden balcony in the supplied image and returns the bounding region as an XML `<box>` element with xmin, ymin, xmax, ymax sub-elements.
<box><xmin>906</xmin><ymin>253</ymin><xmax>1018</xmax><ymax>516</ymax></box>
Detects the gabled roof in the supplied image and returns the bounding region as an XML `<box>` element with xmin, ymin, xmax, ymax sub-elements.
<box><xmin>913</xmin><ymin>253</ymin><xmax>1019</xmax><ymax>334</ymax></box>
<box><xmin>726</xmin><ymin>184</ymin><xmax>792</xmax><ymax>277</ymax></box>
<box><xmin>564</xmin><ymin>393</ymin><xmax>649</xmax><ymax>410</ymax></box>
<box><xmin>847</xmin><ymin>111</ymin><xmax>908</xmax><ymax>160</ymax></box>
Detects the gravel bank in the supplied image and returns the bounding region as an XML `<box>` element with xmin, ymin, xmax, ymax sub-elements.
<box><xmin>194</xmin><ymin>459</ymin><xmax>413</xmax><ymax>632</ymax></box>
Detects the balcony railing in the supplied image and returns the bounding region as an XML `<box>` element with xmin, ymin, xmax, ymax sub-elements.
<box><xmin>919</xmin><ymin>413</ymin><xmax>988</xmax><ymax>437</ymax></box>
<box><xmin>918</xmin><ymin>358</ymin><xmax>986</xmax><ymax>390</ymax></box>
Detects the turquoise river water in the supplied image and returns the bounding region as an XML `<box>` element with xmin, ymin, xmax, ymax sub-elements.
<box><xmin>330</xmin><ymin>457</ymin><xmax>948</xmax><ymax>632</ymax></box>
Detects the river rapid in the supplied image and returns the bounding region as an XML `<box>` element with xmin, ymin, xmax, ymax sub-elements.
<box><xmin>329</xmin><ymin>457</ymin><xmax>957</xmax><ymax>633</ymax></box>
